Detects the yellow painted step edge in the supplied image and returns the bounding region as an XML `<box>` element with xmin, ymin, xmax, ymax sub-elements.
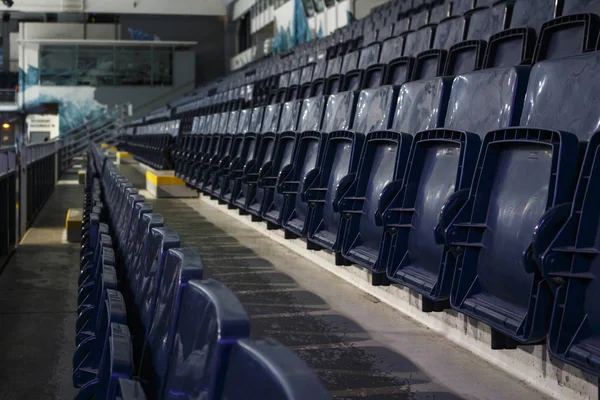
<box><xmin>65</xmin><ymin>209</ymin><xmax>83</xmax><ymax>229</ymax></box>
<box><xmin>146</xmin><ymin>171</ymin><xmax>185</xmax><ymax>185</ymax></box>
<box><xmin>117</xmin><ymin>152</ymin><xmax>132</xmax><ymax>158</ymax></box>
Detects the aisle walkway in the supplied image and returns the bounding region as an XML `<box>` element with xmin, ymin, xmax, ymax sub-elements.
<box><xmin>0</xmin><ymin>172</ymin><xmax>80</xmax><ymax>400</ymax></box>
<box><xmin>119</xmin><ymin>165</ymin><xmax>549</xmax><ymax>400</ymax></box>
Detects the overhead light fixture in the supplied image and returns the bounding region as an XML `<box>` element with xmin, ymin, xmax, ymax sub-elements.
<box><xmin>2</xmin><ymin>123</ymin><xmax>11</xmax><ymax>129</ymax></box>
<box><xmin>2</xmin><ymin>0</ymin><xmax>13</xmax><ymax>8</ymax></box>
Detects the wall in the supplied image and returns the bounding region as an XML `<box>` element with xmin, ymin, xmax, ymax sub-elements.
<box><xmin>119</xmin><ymin>15</ymin><xmax>226</xmax><ymax>84</ymax></box>
<box><xmin>18</xmin><ymin>28</ymin><xmax>196</xmax><ymax>134</ymax></box>
<box><xmin>0</xmin><ymin>0</ymin><xmax>227</xmax><ymax>16</ymax></box>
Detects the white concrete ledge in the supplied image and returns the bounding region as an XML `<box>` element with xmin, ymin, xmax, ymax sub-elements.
<box><xmin>197</xmin><ymin>193</ymin><xmax>598</xmax><ymax>400</ymax></box>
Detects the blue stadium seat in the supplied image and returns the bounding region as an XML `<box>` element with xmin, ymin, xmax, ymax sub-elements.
<box><xmin>221</xmin><ymin>338</ymin><xmax>332</xmax><ymax>400</ymax></box>
<box><xmin>75</xmin><ymin>323</ymin><xmax>134</xmax><ymax>400</ymax></box>
<box><xmin>442</xmin><ymin>51</ymin><xmax>600</xmax><ymax>351</ymax></box>
<box><xmin>533</xmin><ymin>0</ymin><xmax>600</xmax><ymax>63</ymax></box>
<box><xmin>234</xmin><ymin>104</ymin><xmax>281</xmax><ymax>211</ymax></box>
<box><xmin>259</xmin><ymin>99</ymin><xmax>305</xmax><ymax>227</ymax></box>
<box><xmin>115</xmin><ymin>379</ymin><xmax>148</xmax><ymax>400</ymax></box>
<box><xmin>245</xmin><ymin>101</ymin><xmax>299</xmax><ymax>218</ymax></box>
<box><xmin>214</xmin><ymin>109</ymin><xmax>253</xmax><ymax>201</ymax></box>
<box><xmin>73</xmin><ymin>289</ymin><xmax>127</xmax><ymax>387</ymax></box>
<box><xmin>484</xmin><ymin>0</ymin><xmax>557</xmax><ymax>68</ymax></box>
<box><xmin>278</xmin><ymin>94</ymin><xmax>350</xmax><ymax>237</ymax></box>
<box><xmin>138</xmin><ymin>248</ymin><xmax>204</xmax><ymax>397</ymax></box>
<box><xmin>413</xmin><ymin>16</ymin><xmax>466</xmax><ymax>80</ymax></box>
<box><xmin>191</xmin><ymin>112</ymin><xmax>225</xmax><ymax>189</ymax></box>
<box><xmin>364</xmin><ymin>36</ymin><xmax>407</xmax><ymax>88</ymax></box>
<box><xmin>342</xmin><ymin>43</ymin><xmax>381</xmax><ymax>91</ymax></box>
<box><xmin>444</xmin><ymin>2</ymin><xmax>511</xmax><ymax>75</ymax></box>
<box><xmin>224</xmin><ymin>107</ymin><xmax>265</xmax><ymax>205</ymax></box>
<box><xmin>162</xmin><ymin>279</ymin><xmax>250</xmax><ymax>399</ymax></box>
<box><xmin>203</xmin><ymin>111</ymin><xmax>239</xmax><ymax>195</ymax></box>
<box><xmin>383</xmin><ymin>65</ymin><xmax>529</xmax><ymax>301</ymax></box>
<box><xmin>306</xmin><ymin>89</ymin><xmax>394</xmax><ymax>265</ymax></box>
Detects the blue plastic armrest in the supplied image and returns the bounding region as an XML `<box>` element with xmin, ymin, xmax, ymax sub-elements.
<box><xmin>334</xmin><ymin>174</ymin><xmax>357</xmax><ymax>213</ymax></box>
<box><xmin>375</xmin><ymin>180</ymin><xmax>404</xmax><ymax>227</ymax></box>
<box><xmin>434</xmin><ymin>189</ymin><xmax>470</xmax><ymax>245</ymax></box>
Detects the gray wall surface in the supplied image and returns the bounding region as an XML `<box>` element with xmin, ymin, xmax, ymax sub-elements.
<box><xmin>119</xmin><ymin>14</ymin><xmax>227</xmax><ymax>85</ymax></box>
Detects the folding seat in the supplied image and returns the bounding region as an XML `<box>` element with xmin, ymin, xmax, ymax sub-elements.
<box><xmin>341</xmin><ymin>43</ymin><xmax>382</xmax><ymax>91</ymax></box>
<box><xmin>387</xmin><ymin>26</ymin><xmax>434</xmax><ymax>84</ymax></box>
<box><xmin>223</xmin><ymin>107</ymin><xmax>265</xmax><ymax>206</ymax></box>
<box><xmin>191</xmin><ymin>112</ymin><xmax>225</xmax><ymax>189</ymax></box>
<box><xmin>308</xmin><ymin>58</ymin><xmax>329</xmax><ymax>97</ymax></box>
<box><xmin>246</xmin><ymin>100</ymin><xmax>300</xmax><ymax>219</ymax></box>
<box><xmin>532</xmin><ymin>0</ymin><xmax>600</xmax><ymax>63</ymax></box>
<box><xmin>261</xmin><ymin>96</ymin><xmax>327</xmax><ymax>229</ymax></box>
<box><xmin>122</xmin><ymin>213</ymin><xmax>164</xmax><ymax>317</ymax></box>
<box><xmin>182</xmin><ymin>114</ymin><xmax>212</xmax><ymax>183</ymax></box>
<box><xmin>429</xmin><ymin>2</ymin><xmax>451</xmax><ymax>24</ymax></box>
<box><xmin>162</xmin><ymin>279</ymin><xmax>250</xmax><ymax>399</ymax></box>
<box><xmin>298</xmin><ymin>63</ymin><xmax>315</xmax><ymax>99</ymax></box>
<box><xmin>135</xmin><ymin>248</ymin><xmax>204</xmax><ymax>398</ymax></box>
<box><xmin>410</xmin><ymin>9</ymin><xmax>430</xmax><ymax>29</ymax></box>
<box><xmin>393</xmin><ymin>17</ymin><xmax>411</xmax><ymax>37</ymax></box>
<box><xmin>444</xmin><ymin>2</ymin><xmax>511</xmax><ymax>76</ymax></box>
<box><xmin>120</xmin><ymin>201</ymin><xmax>154</xmax><ymax>271</ymax></box>
<box><xmin>308</xmin><ymin>90</ymin><xmax>403</xmax><ymax>263</ymax></box>
<box><xmin>326</xmin><ymin>50</ymin><xmax>360</xmax><ymax>94</ymax></box>
<box><xmin>73</xmin><ymin>288</ymin><xmax>128</xmax><ymax>387</ymax></box>
<box><xmin>280</xmin><ymin>92</ymin><xmax>354</xmax><ymax>238</ymax></box>
<box><xmin>203</xmin><ymin>110</ymin><xmax>241</xmax><ymax>196</ymax></box>
<box><xmin>131</xmin><ymin>227</ymin><xmax>181</xmax><ymax>339</ymax></box>
<box><xmin>211</xmin><ymin>109</ymin><xmax>253</xmax><ymax>201</ymax></box>
<box><xmin>221</xmin><ymin>338</ymin><xmax>332</xmax><ymax>400</ymax></box>
<box><xmin>483</xmin><ymin>0</ymin><xmax>556</xmax><ymax>68</ymax></box>
<box><xmin>363</xmin><ymin>63</ymin><xmax>528</xmax><ymax>288</ymax></box>
<box><xmin>115</xmin><ymin>379</ymin><xmax>147</xmax><ymax>400</ymax></box>
<box><xmin>451</xmin><ymin>0</ymin><xmax>475</xmax><ymax>16</ymax></box>
<box><xmin>413</xmin><ymin>16</ymin><xmax>466</xmax><ymax>80</ymax></box>
<box><xmin>75</xmin><ymin>323</ymin><xmax>134</xmax><ymax>399</ymax></box>
<box><xmin>444</xmin><ymin>50</ymin><xmax>600</xmax><ymax>349</ymax></box>
<box><xmin>175</xmin><ymin>115</ymin><xmax>206</xmax><ymax>179</ymax></box>
<box><xmin>285</xmin><ymin>67</ymin><xmax>303</xmax><ymax>101</ymax></box>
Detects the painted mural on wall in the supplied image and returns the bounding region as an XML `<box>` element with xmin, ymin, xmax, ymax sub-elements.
<box><xmin>273</xmin><ymin>0</ymin><xmax>313</xmax><ymax>53</ymax></box>
<box><xmin>20</xmin><ymin>65</ymin><xmax>107</xmax><ymax>136</ymax></box>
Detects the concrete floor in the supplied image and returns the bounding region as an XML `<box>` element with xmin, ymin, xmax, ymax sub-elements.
<box><xmin>119</xmin><ymin>164</ymin><xmax>550</xmax><ymax>400</ymax></box>
<box><xmin>0</xmin><ymin>172</ymin><xmax>81</xmax><ymax>400</ymax></box>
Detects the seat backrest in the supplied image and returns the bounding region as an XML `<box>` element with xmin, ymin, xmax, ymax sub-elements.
<box><xmin>563</xmin><ymin>0</ymin><xmax>600</xmax><ymax>15</ymax></box>
<box><xmin>249</xmin><ymin>107</ymin><xmax>264</xmax><ymax>133</ymax></box>
<box><xmin>510</xmin><ymin>0</ymin><xmax>556</xmax><ymax>29</ymax></box>
<box><xmin>322</xmin><ymin>91</ymin><xmax>358</xmax><ymax>132</ymax></box>
<box><xmin>163</xmin><ymin>279</ymin><xmax>250</xmax><ymax>399</ymax></box>
<box><xmin>341</xmin><ymin>51</ymin><xmax>359</xmax><ymax>74</ymax></box>
<box><xmin>393</xmin><ymin>18</ymin><xmax>410</xmax><ymax>36</ymax></box>
<box><xmin>326</xmin><ymin>57</ymin><xmax>343</xmax><ymax>77</ymax></box>
<box><xmin>221</xmin><ymin>338</ymin><xmax>331</xmax><ymax>400</ymax></box>
<box><xmin>430</xmin><ymin>3</ymin><xmax>452</xmax><ymax>24</ymax></box>
<box><xmin>410</xmin><ymin>9</ymin><xmax>429</xmax><ymax>29</ymax></box>
<box><xmin>209</xmin><ymin>113</ymin><xmax>221</xmax><ymax>134</ymax></box>
<box><xmin>217</xmin><ymin>112</ymin><xmax>229</xmax><ymax>133</ymax></box>
<box><xmin>278</xmin><ymin>100</ymin><xmax>302</xmax><ymax>132</ymax></box>
<box><xmin>353</xmin><ymin>86</ymin><xmax>398</xmax><ymax>133</ymax></box>
<box><xmin>297</xmin><ymin>96</ymin><xmax>327</xmax><ymax>132</ymax></box>
<box><xmin>466</xmin><ymin>4</ymin><xmax>509</xmax><ymax>41</ymax></box>
<box><xmin>226</xmin><ymin>110</ymin><xmax>240</xmax><ymax>134</ymax></box>
<box><xmin>391</xmin><ymin>77</ymin><xmax>452</xmax><ymax>135</ymax></box>
<box><xmin>262</xmin><ymin>104</ymin><xmax>282</xmax><ymax>133</ymax></box>
<box><xmin>380</xmin><ymin>36</ymin><xmax>406</xmax><ymax>64</ymax></box>
<box><xmin>138</xmin><ymin>227</ymin><xmax>181</xmax><ymax>332</ymax></box>
<box><xmin>358</xmin><ymin>43</ymin><xmax>380</xmax><ymax>69</ymax></box>
<box><xmin>403</xmin><ymin>26</ymin><xmax>434</xmax><ymax>56</ymax></box>
<box><xmin>443</xmin><ymin>67</ymin><xmax>529</xmax><ymax>136</ymax></box>
<box><xmin>520</xmin><ymin>50</ymin><xmax>600</xmax><ymax>141</ymax></box>
<box><xmin>432</xmin><ymin>16</ymin><xmax>466</xmax><ymax>49</ymax></box>
<box><xmin>452</xmin><ymin>0</ymin><xmax>475</xmax><ymax>15</ymax></box>
<box><xmin>142</xmin><ymin>248</ymin><xmax>204</xmax><ymax>397</ymax></box>
<box><xmin>237</xmin><ymin>109</ymin><xmax>252</xmax><ymax>134</ymax></box>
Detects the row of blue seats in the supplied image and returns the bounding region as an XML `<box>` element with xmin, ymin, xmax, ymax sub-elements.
<box><xmin>164</xmin><ymin>47</ymin><xmax>600</xmax><ymax>378</ymax></box>
<box><xmin>129</xmin><ymin>0</ymin><xmax>600</xmax><ymax>140</ymax></box>
<box><xmin>75</xmin><ymin>145</ymin><xmax>331</xmax><ymax>399</ymax></box>
<box><xmin>118</xmin><ymin>135</ymin><xmax>174</xmax><ymax>170</ymax></box>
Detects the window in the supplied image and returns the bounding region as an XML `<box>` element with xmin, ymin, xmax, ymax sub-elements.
<box><xmin>39</xmin><ymin>45</ymin><xmax>174</xmax><ymax>86</ymax></box>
